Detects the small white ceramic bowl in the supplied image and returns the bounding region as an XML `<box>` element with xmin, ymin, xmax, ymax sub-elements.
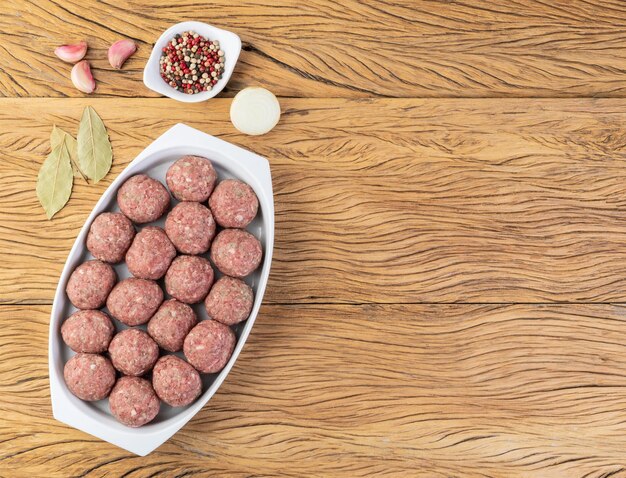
<box><xmin>143</xmin><ymin>21</ymin><xmax>241</xmax><ymax>103</ymax></box>
<box><xmin>49</xmin><ymin>124</ymin><xmax>274</xmax><ymax>455</ymax></box>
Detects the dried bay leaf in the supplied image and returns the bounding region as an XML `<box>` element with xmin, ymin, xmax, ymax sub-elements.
<box><xmin>51</xmin><ymin>125</ymin><xmax>77</xmax><ymax>160</ymax></box>
<box><xmin>51</xmin><ymin>125</ymin><xmax>87</xmax><ymax>182</ymax></box>
<box><xmin>77</xmin><ymin>106</ymin><xmax>112</xmax><ymax>183</ymax></box>
<box><xmin>36</xmin><ymin>141</ymin><xmax>73</xmax><ymax>219</ymax></box>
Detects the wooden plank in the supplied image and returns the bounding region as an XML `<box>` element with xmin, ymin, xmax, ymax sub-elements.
<box><xmin>3</xmin><ymin>304</ymin><xmax>626</xmax><ymax>477</ymax></box>
<box><xmin>1</xmin><ymin>0</ymin><xmax>626</xmax><ymax>98</ymax></box>
<box><xmin>2</xmin><ymin>98</ymin><xmax>626</xmax><ymax>304</ymax></box>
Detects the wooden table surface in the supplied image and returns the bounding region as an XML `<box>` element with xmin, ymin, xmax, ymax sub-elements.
<box><xmin>2</xmin><ymin>1</ymin><xmax>626</xmax><ymax>476</ymax></box>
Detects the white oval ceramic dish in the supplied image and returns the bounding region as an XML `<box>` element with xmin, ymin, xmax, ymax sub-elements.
<box><xmin>48</xmin><ymin>123</ymin><xmax>274</xmax><ymax>456</ymax></box>
<box><xmin>143</xmin><ymin>21</ymin><xmax>241</xmax><ymax>103</ymax></box>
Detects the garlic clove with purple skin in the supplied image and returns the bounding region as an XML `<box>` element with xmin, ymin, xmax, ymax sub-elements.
<box><xmin>71</xmin><ymin>60</ymin><xmax>96</xmax><ymax>93</ymax></box>
<box><xmin>54</xmin><ymin>41</ymin><xmax>88</xmax><ymax>63</ymax></box>
<box><xmin>108</xmin><ymin>39</ymin><xmax>137</xmax><ymax>69</ymax></box>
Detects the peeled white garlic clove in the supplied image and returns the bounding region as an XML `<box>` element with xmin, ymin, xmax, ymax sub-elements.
<box><xmin>108</xmin><ymin>39</ymin><xmax>137</xmax><ymax>69</ymax></box>
<box><xmin>54</xmin><ymin>41</ymin><xmax>88</xmax><ymax>63</ymax></box>
<box><xmin>71</xmin><ymin>60</ymin><xmax>96</xmax><ymax>93</ymax></box>
<box><xmin>230</xmin><ymin>87</ymin><xmax>281</xmax><ymax>136</ymax></box>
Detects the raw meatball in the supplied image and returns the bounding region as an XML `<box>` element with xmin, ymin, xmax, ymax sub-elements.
<box><xmin>106</xmin><ymin>278</ymin><xmax>163</xmax><ymax>326</ymax></box>
<box><xmin>117</xmin><ymin>174</ymin><xmax>170</xmax><ymax>224</ymax></box>
<box><xmin>126</xmin><ymin>226</ymin><xmax>176</xmax><ymax>280</ymax></box>
<box><xmin>204</xmin><ymin>276</ymin><xmax>254</xmax><ymax>326</ymax></box>
<box><xmin>147</xmin><ymin>299</ymin><xmax>197</xmax><ymax>352</ymax></box>
<box><xmin>209</xmin><ymin>179</ymin><xmax>259</xmax><ymax>229</ymax></box>
<box><xmin>108</xmin><ymin>328</ymin><xmax>159</xmax><ymax>376</ymax></box>
<box><xmin>165</xmin><ymin>202</ymin><xmax>216</xmax><ymax>255</ymax></box>
<box><xmin>210</xmin><ymin>229</ymin><xmax>262</xmax><ymax>278</ymax></box>
<box><xmin>61</xmin><ymin>310</ymin><xmax>115</xmax><ymax>353</ymax></box>
<box><xmin>183</xmin><ymin>320</ymin><xmax>236</xmax><ymax>374</ymax></box>
<box><xmin>166</xmin><ymin>155</ymin><xmax>217</xmax><ymax>202</ymax></box>
<box><xmin>66</xmin><ymin>260</ymin><xmax>117</xmax><ymax>309</ymax></box>
<box><xmin>86</xmin><ymin>212</ymin><xmax>135</xmax><ymax>263</ymax></box>
<box><xmin>64</xmin><ymin>353</ymin><xmax>116</xmax><ymax>401</ymax></box>
<box><xmin>165</xmin><ymin>255</ymin><xmax>214</xmax><ymax>304</ymax></box>
<box><xmin>152</xmin><ymin>355</ymin><xmax>202</xmax><ymax>407</ymax></box>
<box><xmin>109</xmin><ymin>376</ymin><xmax>160</xmax><ymax>428</ymax></box>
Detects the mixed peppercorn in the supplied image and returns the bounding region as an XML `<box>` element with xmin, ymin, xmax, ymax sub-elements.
<box><xmin>159</xmin><ymin>31</ymin><xmax>225</xmax><ymax>94</ymax></box>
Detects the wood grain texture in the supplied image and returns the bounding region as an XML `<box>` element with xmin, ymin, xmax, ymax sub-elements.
<box><xmin>1</xmin><ymin>0</ymin><xmax>626</xmax><ymax>98</ymax></box>
<box><xmin>4</xmin><ymin>2</ymin><xmax>626</xmax><ymax>475</ymax></box>
<box><xmin>4</xmin><ymin>304</ymin><xmax>626</xmax><ymax>477</ymax></box>
<box><xmin>2</xmin><ymin>98</ymin><xmax>626</xmax><ymax>304</ymax></box>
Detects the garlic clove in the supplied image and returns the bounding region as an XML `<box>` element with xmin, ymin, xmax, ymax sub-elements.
<box><xmin>108</xmin><ymin>39</ymin><xmax>137</xmax><ymax>69</ymax></box>
<box><xmin>54</xmin><ymin>41</ymin><xmax>88</xmax><ymax>63</ymax></box>
<box><xmin>71</xmin><ymin>60</ymin><xmax>96</xmax><ymax>93</ymax></box>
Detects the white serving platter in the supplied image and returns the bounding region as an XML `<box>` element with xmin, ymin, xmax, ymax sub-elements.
<box><xmin>143</xmin><ymin>21</ymin><xmax>241</xmax><ymax>102</ymax></box>
<box><xmin>48</xmin><ymin>123</ymin><xmax>274</xmax><ymax>456</ymax></box>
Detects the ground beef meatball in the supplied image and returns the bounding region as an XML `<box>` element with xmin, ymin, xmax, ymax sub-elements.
<box><xmin>66</xmin><ymin>260</ymin><xmax>117</xmax><ymax>309</ymax></box>
<box><xmin>210</xmin><ymin>229</ymin><xmax>262</xmax><ymax>278</ymax></box>
<box><xmin>166</xmin><ymin>155</ymin><xmax>217</xmax><ymax>202</ymax></box>
<box><xmin>125</xmin><ymin>226</ymin><xmax>176</xmax><ymax>280</ymax></box>
<box><xmin>165</xmin><ymin>255</ymin><xmax>214</xmax><ymax>304</ymax></box>
<box><xmin>204</xmin><ymin>276</ymin><xmax>254</xmax><ymax>326</ymax></box>
<box><xmin>86</xmin><ymin>212</ymin><xmax>135</xmax><ymax>263</ymax></box>
<box><xmin>108</xmin><ymin>328</ymin><xmax>159</xmax><ymax>376</ymax></box>
<box><xmin>64</xmin><ymin>353</ymin><xmax>116</xmax><ymax>401</ymax></box>
<box><xmin>109</xmin><ymin>376</ymin><xmax>160</xmax><ymax>428</ymax></box>
<box><xmin>106</xmin><ymin>278</ymin><xmax>163</xmax><ymax>326</ymax></box>
<box><xmin>152</xmin><ymin>355</ymin><xmax>202</xmax><ymax>407</ymax></box>
<box><xmin>61</xmin><ymin>310</ymin><xmax>115</xmax><ymax>353</ymax></box>
<box><xmin>183</xmin><ymin>320</ymin><xmax>236</xmax><ymax>374</ymax></box>
<box><xmin>147</xmin><ymin>299</ymin><xmax>197</xmax><ymax>352</ymax></box>
<box><xmin>117</xmin><ymin>174</ymin><xmax>170</xmax><ymax>224</ymax></box>
<box><xmin>165</xmin><ymin>202</ymin><xmax>216</xmax><ymax>255</ymax></box>
<box><xmin>209</xmin><ymin>179</ymin><xmax>259</xmax><ymax>229</ymax></box>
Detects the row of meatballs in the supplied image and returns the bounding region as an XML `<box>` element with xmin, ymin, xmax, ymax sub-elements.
<box><xmin>61</xmin><ymin>155</ymin><xmax>262</xmax><ymax>427</ymax></box>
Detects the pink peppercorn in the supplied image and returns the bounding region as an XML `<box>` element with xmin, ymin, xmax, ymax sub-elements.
<box><xmin>159</xmin><ymin>31</ymin><xmax>225</xmax><ymax>94</ymax></box>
